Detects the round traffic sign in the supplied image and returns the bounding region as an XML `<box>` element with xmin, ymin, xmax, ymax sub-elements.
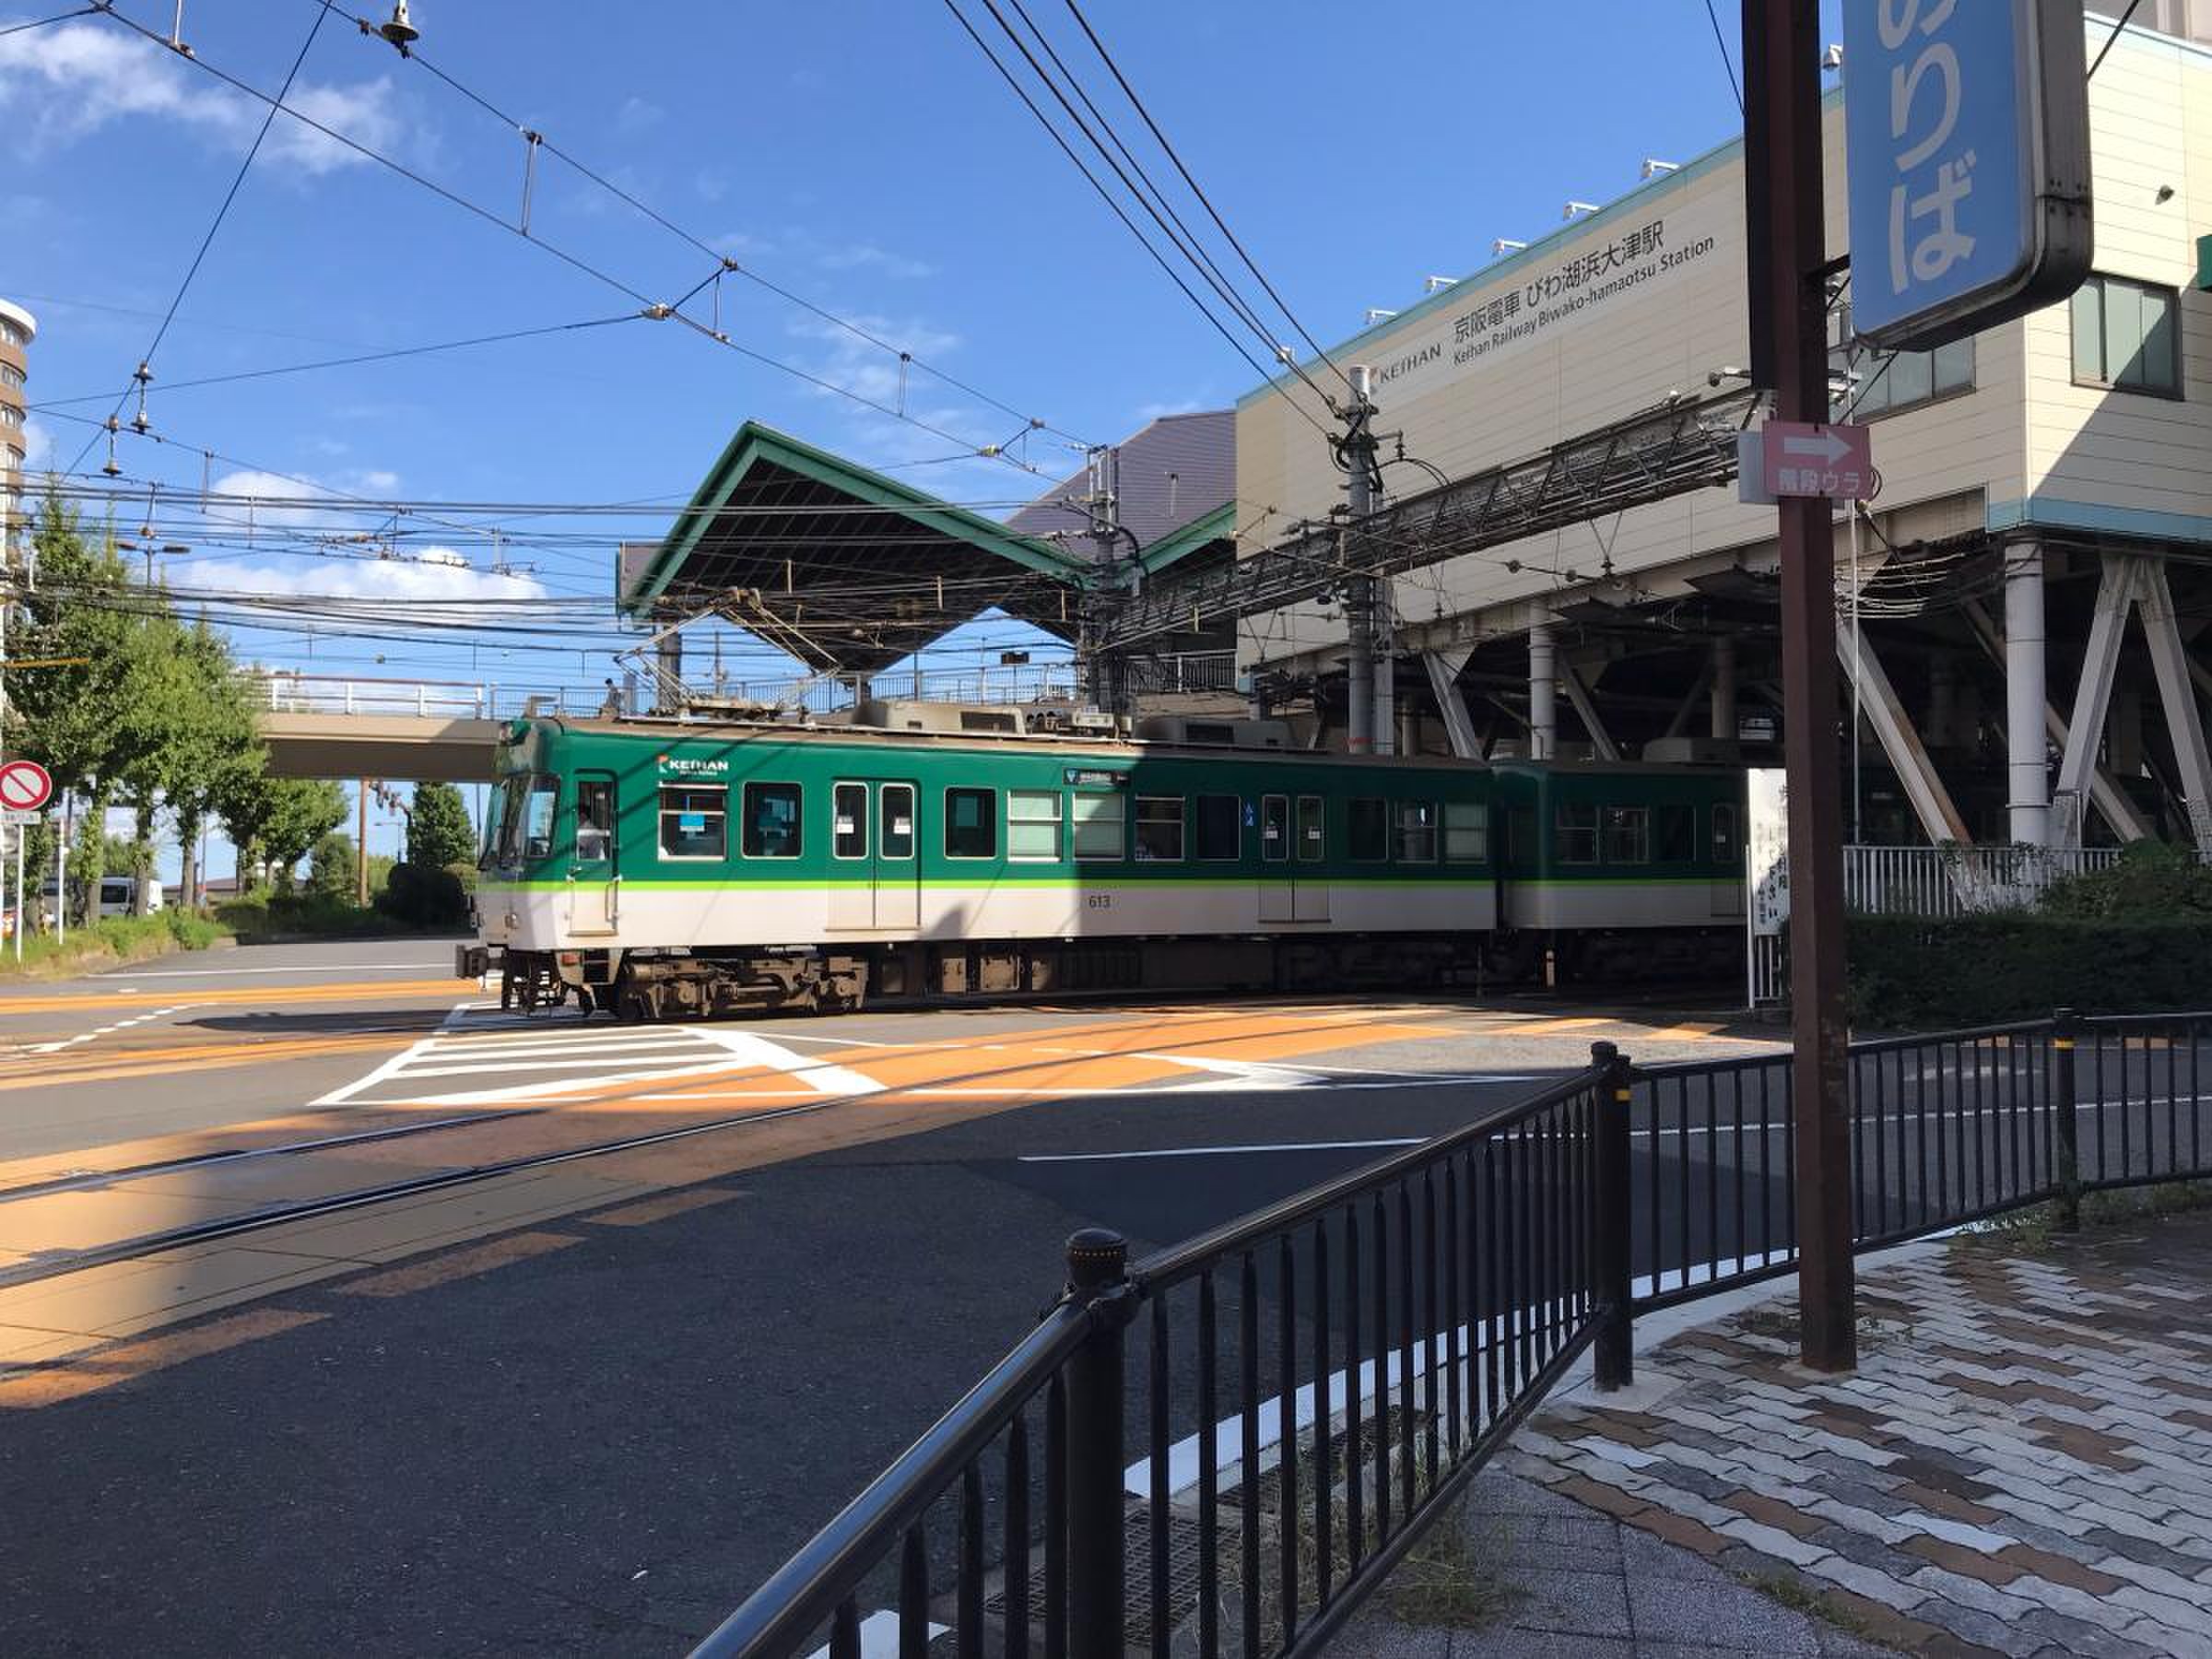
<box><xmin>0</xmin><ymin>760</ymin><xmax>53</xmax><ymax>813</ymax></box>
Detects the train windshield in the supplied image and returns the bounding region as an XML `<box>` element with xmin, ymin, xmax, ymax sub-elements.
<box><xmin>488</xmin><ymin>775</ymin><xmax>559</xmax><ymax>867</ymax></box>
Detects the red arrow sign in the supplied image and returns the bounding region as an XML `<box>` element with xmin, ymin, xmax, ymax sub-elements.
<box><xmin>1760</xmin><ymin>420</ymin><xmax>1875</xmax><ymax>500</ymax></box>
<box><xmin>0</xmin><ymin>760</ymin><xmax>52</xmax><ymax>813</ymax></box>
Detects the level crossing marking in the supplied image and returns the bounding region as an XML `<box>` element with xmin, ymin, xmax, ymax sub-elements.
<box><xmin>19</xmin><ymin>1004</ymin><xmax>199</xmax><ymax>1056</ymax></box>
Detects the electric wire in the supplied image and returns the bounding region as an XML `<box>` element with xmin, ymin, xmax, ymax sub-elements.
<box><xmin>939</xmin><ymin>0</ymin><xmax>1329</xmax><ymax>439</ymax></box>
<box><xmin>1057</xmin><ymin>0</ymin><xmax>1349</xmax><ymax>391</ymax></box>
<box><xmin>2089</xmin><ymin>0</ymin><xmax>2146</xmax><ymax>79</ymax></box>
<box><xmin>0</xmin><ymin>5</ymin><xmax>96</xmax><ymax>38</ymax></box>
<box><xmin>67</xmin><ymin>4</ymin><xmax>331</xmax><ymax>474</ymax></box>
<box><xmin>86</xmin><ymin>4</ymin><xmax>1041</xmax><ymax>476</ymax></box>
<box><xmin>312</xmin><ymin>0</ymin><xmax>1091</xmax><ymax>453</ymax></box>
<box><xmin>1700</xmin><ymin>0</ymin><xmax>1746</xmax><ymax>118</ymax></box>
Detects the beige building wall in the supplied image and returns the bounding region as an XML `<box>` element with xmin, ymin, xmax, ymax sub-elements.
<box><xmin>0</xmin><ymin>298</ymin><xmax>33</xmax><ymax>555</ymax></box>
<box><xmin>1235</xmin><ymin>19</ymin><xmax>2210</xmax><ymax>675</ymax></box>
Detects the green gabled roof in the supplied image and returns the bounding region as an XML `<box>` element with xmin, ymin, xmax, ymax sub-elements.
<box><xmin>621</xmin><ymin>420</ymin><xmax>1087</xmax><ymax>618</ymax></box>
<box><xmin>1135</xmin><ymin>500</ymin><xmax>1236</xmax><ymax>576</ymax></box>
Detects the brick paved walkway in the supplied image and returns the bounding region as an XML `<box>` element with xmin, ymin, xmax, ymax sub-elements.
<box><xmin>1339</xmin><ymin>1208</ymin><xmax>2212</xmax><ymax>1657</ymax></box>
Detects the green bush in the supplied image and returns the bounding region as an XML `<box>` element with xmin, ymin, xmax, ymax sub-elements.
<box><xmin>373</xmin><ymin>861</ymin><xmax>469</xmax><ymax>927</ymax></box>
<box><xmin>1850</xmin><ymin>912</ymin><xmax>2212</xmax><ymax>1027</ymax></box>
<box><xmin>2041</xmin><ymin>841</ymin><xmax>2212</xmax><ymax>921</ymax></box>
<box><xmin>213</xmin><ymin>890</ymin><xmax>401</xmax><ymax>941</ymax></box>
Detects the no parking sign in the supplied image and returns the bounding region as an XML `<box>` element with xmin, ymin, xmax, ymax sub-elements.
<box><xmin>0</xmin><ymin>760</ymin><xmax>52</xmax><ymax>815</ymax></box>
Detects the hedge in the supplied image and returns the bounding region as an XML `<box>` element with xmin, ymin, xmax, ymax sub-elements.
<box><xmin>1849</xmin><ymin>913</ymin><xmax>2212</xmax><ymax>1028</ymax></box>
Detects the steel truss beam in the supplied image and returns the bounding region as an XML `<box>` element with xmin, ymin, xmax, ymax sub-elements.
<box><xmin>1096</xmin><ymin>389</ymin><xmax>1759</xmax><ymax>650</ymax></box>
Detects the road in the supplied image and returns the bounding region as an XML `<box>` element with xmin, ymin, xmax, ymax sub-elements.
<box><xmin>0</xmin><ymin>937</ymin><xmax>1782</xmax><ymax>1655</ymax></box>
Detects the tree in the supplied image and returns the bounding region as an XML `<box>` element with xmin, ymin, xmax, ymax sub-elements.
<box><xmin>406</xmin><ymin>782</ymin><xmax>477</xmax><ymax>871</ymax></box>
<box><xmin>306</xmin><ymin>832</ymin><xmax>359</xmax><ymax>902</ymax></box>
<box><xmin>259</xmin><ymin>781</ymin><xmax>349</xmax><ymax>893</ymax></box>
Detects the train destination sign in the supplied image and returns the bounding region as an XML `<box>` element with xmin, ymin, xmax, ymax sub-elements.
<box><xmin>1843</xmin><ymin>0</ymin><xmax>2092</xmax><ymax>350</ymax></box>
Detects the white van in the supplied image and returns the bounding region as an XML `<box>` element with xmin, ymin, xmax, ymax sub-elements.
<box><xmin>38</xmin><ymin>877</ymin><xmax>163</xmax><ymax>921</ymax></box>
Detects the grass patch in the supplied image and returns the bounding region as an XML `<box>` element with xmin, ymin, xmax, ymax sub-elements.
<box><xmin>1739</xmin><ymin>1568</ymin><xmax>1896</xmax><ymax>1648</ymax></box>
<box><xmin>1951</xmin><ymin>1180</ymin><xmax>2212</xmax><ymax>1259</ymax></box>
<box><xmin>1375</xmin><ymin>1516</ymin><xmax>1523</xmax><ymax>1630</ymax></box>
<box><xmin>0</xmin><ymin>910</ymin><xmax>230</xmax><ymax>979</ymax></box>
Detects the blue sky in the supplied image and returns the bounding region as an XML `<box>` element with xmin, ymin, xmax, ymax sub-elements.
<box><xmin>2</xmin><ymin>0</ymin><xmax>1840</xmax><ymax>875</ymax></box>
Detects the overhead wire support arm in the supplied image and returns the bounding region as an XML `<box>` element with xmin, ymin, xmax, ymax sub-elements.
<box><xmin>1096</xmin><ymin>388</ymin><xmax>1759</xmax><ymax>650</ymax></box>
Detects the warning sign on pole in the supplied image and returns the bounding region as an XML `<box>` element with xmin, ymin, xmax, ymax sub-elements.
<box><xmin>0</xmin><ymin>760</ymin><xmax>53</xmax><ymax>814</ymax></box>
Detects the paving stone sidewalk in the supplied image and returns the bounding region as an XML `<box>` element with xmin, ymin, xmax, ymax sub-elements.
<box><xmin>1336</xmin><ymin>1209</ymin><xmax>2212</xmax><ymax>1658</ymax></box>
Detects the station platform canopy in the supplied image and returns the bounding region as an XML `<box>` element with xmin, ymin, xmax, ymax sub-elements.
<box><xmin>618</xmin><ymin>421</ymin><xmax>1090</xmax><ymax>677</ymax></box>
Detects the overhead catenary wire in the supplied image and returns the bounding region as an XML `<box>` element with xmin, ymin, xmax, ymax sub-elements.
<box><xmin>84</xmin><ymin>4</ymin><xmax>1046</xmax><ymax>477</ymax></box>
<box><xmin>0</xmin><ymin>6</ymin><xmax>97</xmax><ymax>38</ymax></box>
<box><xmin>310</xmin><ymin>0</ymin><xmax>1091</xmax><ymax>454</ymax></box>
<box><xmin>2089</xmin><ymin>0</ymin><xmax>2146</xmax><ymax>79</ymax></box>
<box><xmin>1700</xmin><ymin>0</ymin><xmax>1746</xmax><ymax>117</ymax></box>
<box><xmin>939</xmin><ymin>0</ymin><xmax>1330</xmax><ymax>439</ymax></box>
<box><xmin>68</xmin><ymin>3</ymin><xmax>332</xmax><ymax>474</ymax></box>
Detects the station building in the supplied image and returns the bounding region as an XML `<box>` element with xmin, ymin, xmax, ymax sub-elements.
<box><xmin>1234</xmin><ymin>6</ymin><xmax>2212</xmax><ymax>855</ymax></box>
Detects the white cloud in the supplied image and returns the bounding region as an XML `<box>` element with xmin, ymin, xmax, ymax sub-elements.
<box><xmin>21</xmin><ymin>417</ymin><xmax>52</xmax><ymax>469</ymax></box>
<box><xmin>209</xmin><ymin>547</ymin><xmax>545</xmax><ymax>606</ymax></box>
<box><xmin>0</xmin><ymin>19</ymin><xmax>404</xmax><ymax>174</ymax></box>
<box><xmin>789</xmin><ymin>312</ymin><xmax>963</xmax><ymax>411</ymax></box>
<box><xmin>615</xmin><ymin>95</ymin><xmax>662</xmax><ymax>133</ymax></box>
<box><xmin>1135</xmin><ymin>397</ymin><xmax>1206</xmax><ymax>423</ymax></box>
<box><xmin>816</xmin><ymin>242</ymin><xmax>935</xmax><ymax>281</ymax></box>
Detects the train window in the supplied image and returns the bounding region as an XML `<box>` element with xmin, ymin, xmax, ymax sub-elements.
<box><xmin>659</xmin><ymin>785</ymin><xmax>726</xmax><ymax>860</ymax></box>
<box><xmin>1394</xmin><ymin>801</ymin><xmax>1438</xmax><ymax>863</ymax></box>
<box><xmin>1135</xmin><ymin>796</ymin><xmax>1185</xmax><ymax>862</ymax></box>
<box><xmin>1297</xmin><ymin>795</ymin><xmax>1325</xmax><ymax>862</ymax></box>
<box><xmin>833</xmin><ymin>783</ymin><xmax>868</xmax><ymax>860</ymax></box>
<box><xmin>1556</xmin><ymin>803</ymin><xmax>1599</xmax><ymax>865</ymax></box>
<box><xmin>575</xmin><ymin>780</ymin><xmax>614</xmax><ymax>864</ymax></box>
<box><xmin>1657</xmin><ymin>804</ymin><xmax>1697</xmax><ymax>864</ymax></box>
<box><xmin>946</xmin><ymin>788</ymin><xmax>997</xmax><ymax>859</ymax></box>
<box><xmin>1443</xmin><ymin>801</ymin><xmax>1488</xmax><ymax>863</ymax></box>
<box><xmin>522</xmin><ymin>778</ymin><xmax>558</xmax><ymax>861</ymax></box>
<box><xmin>1604</xmin><ymin>806</ymin><xmax>1651</xmax><ymax>865</ymax></box>
<box><xmin>743</xmin><ymin>782</ymin><xmax>804</xmax><ymax>859</ymax></box>
<box><xmin>1712</xmin><ymin>804</ymin><xmax>1741</xmax><ymax>866</ymax></box>
<box><xmin>1008</xmin><ymin>790</ymin><xmax>1063</xmax><ymax>860</ymax></box>
<box><xmin>1348</xmin><ymin>797</ymin><xmax>1388</xmax><ymax>862</ymax></box>
<box><xmin>1260</xmin><ymin>795</ymin><xmax>1289</xmax><ymax>862</ymax></box>
<box><xmin>1195</xmin><ymin>794</ymin><xmax>1241</xmax><ymax>861</ymax></box>
<box><xmin>1072</xmin><ymin>792</ymin><xmax>1124</xmax><ymax>860</ymax></box>
<box><xmin>880</xmin><ymin>784</ymin><xmax>915</xmax><ymax>859</ymax></box>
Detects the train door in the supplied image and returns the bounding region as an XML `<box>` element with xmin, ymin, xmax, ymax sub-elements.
<box><xmin>1258</xmin><ymin>794</ymin><xmax>1294</xmax><ymax>922</ymax></box>
<box><xmin>568</xmin><ymin>772</ymin><xmax>618</xmax><ymax>935</ymax></box>
<box><xmin>829</xmin><ymin>781</ymin><xmax>921</xmax><ymax>929</ymax></box>
<box><xmin>1293</xmin><ymin>794</ymin><xmax>1330</xmax><ymax>921</ymax></box>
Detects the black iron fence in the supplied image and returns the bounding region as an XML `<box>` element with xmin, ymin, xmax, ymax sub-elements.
<box><xmin>696</xmin><ymin>1009</ymin><xmax>2212</xmax><ymax>1658</ymax></box>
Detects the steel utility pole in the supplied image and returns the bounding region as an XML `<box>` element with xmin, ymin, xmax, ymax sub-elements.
<box><xmin>1081</xmin><ymin>445</ymin><xmax>1124</xmax><ymax>715</ymax></box>
<box><xmin>1342</xmin><ymin>365</ymin><xmax>1379</xmax><ymax>755</ymax></box>
<box><xmin>1744</xmin><ymin>0</ymin><xmax>1855</xmax><ymax>1371</ymax></box>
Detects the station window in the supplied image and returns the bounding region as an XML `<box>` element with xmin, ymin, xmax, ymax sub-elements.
<box><xmin>1605</xmin><ymin>806</ymin><xmax>1651</xmax><ymax>865</ymax></box>
<box><xmin>1297</xmin><ymin>795</ymin><xmax>1324</xmax><ymax>863</ymax></box>
<box><xmin>1656</xmin><ymin>804</ymin><xmax>1697</xmax><ymax>865</ymax></box>
<box><xmin>946</xmin><ymin>787</ymin><xmax>997</xmax><ymax>859</ymax></box>
<box><xmin>833</xmin><ymin>782</ymin><xmax>867</xmax><ymax>860</ymax></box>
<box><xmin>1394</xmin><ymin>801</ymin><xmax>1437</xmax><ymax>863</ymax></box>
<box><xmin>522</xmin><ymin>777</ymin><xmax>558</xmax><ymax>861</ymax></box>
<box><xmin>1846</xmin><ymin>336</ymin><xmax>1973</xmax><ymax>418</ymax></box>
<box><xmin>1712</xmin><ymin>804</ymin><xmax>1741</xmax><ymax>867</ymax></box>
<box><xmin>740</xmin><ymin>782</ymin><xmax>803</xmax><ymax>858</ymax></box>
<box><xmin>1348</xmin><ymin>797</ymin><xmax>1388</xmax><ymax>862</ymax></box>
<box><xmin>1008</xmin><ymin>789</ymin><xmax>1063</xmax><ymax>860</ymax></box>
<box><xmin>659</xmin><ymin>784</ymin><xmax>726</xmax><ymax>860</ymax></box>
<box><xmin>2073</xmin><ymin>275</ymin><xmax>2182</xmax><ymax>397</ymax></box>
<box><xmin>1556</xmin><ymin>803</ymin><xmax>1599</xmax><ymax>865</ymax></box>
<box><xmin>575</xmin><ymin>780</ymin><xmax>614</xmax><ymax>863</ymax></box>
<box><xmin>1195</xmin><ymin>794</ymin><xmax>1241</xmax><ymax>861</ymax></box>
<box><xmin>1443</xmin><ymin>800</ymin><xmax>1488</xmax><ymax>863</ymax></box>
<box><xmin>1135</xmin><ymin>795</ymin><xmax>1185</xmax><ymax>862</ymax></box>
<box><xmin>1072</xmin><ymin>791</ymin><xmax>1124</xmax><ymax>860</ymax></box>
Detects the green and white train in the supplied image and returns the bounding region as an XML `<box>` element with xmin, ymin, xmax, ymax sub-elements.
<box><xmin>465</xmin><ymin>708</ymin><xmax>1746</xmax><ymax>1018</ymax></box>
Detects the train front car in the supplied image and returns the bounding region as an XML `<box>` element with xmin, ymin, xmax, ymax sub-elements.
<box><xmin>464</xmin><ymin>717</ymin><xmax>599</xmax><ymax>1009</ymax></box>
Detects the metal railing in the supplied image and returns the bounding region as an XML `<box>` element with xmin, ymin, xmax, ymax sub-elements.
<box><xmin>697</xmin><ymin>1056</ymin><xmax>1626</xmax><ymax>1659</ymax></box>
<box><xmin>1842</xmin><ymin>843</ymin><xmax>2126</xmax><ymax>917</ymax></box>
<box><xmin>701</xmin><ymin>1007</ymin><xmax>2212</xmax><ymax>1657</ymax></box>
<box><xmin>242</xmin><ymin>671</ymin><xmax>618</xmax><ymax>721</ymax></box>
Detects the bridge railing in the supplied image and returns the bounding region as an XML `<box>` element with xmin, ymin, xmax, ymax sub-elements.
<box><xmin>696</xmin><ymin>1009</ymin><xmax>2212</xmax><ymax>1657</ymax></box>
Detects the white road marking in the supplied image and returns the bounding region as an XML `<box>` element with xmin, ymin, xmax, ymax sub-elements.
<box><xmin>806</xmin><ymin>1610</ymin><xmax>945</xmax><ymax>1659</ymax></box>
<box><xmin>94</xmin><ymin>962</ymin><xmax>455</xmax><ymax>978</ymax></box>
<box><xmin>1019</xmin><ymin>1138</ymin><xmax>1427</xmax><ymax>1164</ymax></box>
<box><xmin>21</xmin><ymin>1004</ymin><xmax>199</xmax><ymax>1056</ymax></box>
<box><xmin>692</xmin><ymin>1029</ymin><xmax>883</xmax><ymax>1095</ymax></box>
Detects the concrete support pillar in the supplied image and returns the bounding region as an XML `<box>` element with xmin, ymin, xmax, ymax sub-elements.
<box><xmin>2005</xmin><ymin>544</ymin><xmax>2051</xmax><ymax>847</ymax></box>
<box><xmin>1422</xmin><ymin>649</ymin><xmax>1482</xmax><ymax>759</ymax></box>
<box><xmin>1710</xmin><ymin>636</ymin><xmax>1738</xmax><ymax>744</ymax></box>
<box><xmin>1529</xmin><ymin>622</ymin><xmax>1557</xmax><ymax>760</ymax></box>
<box><xmin>1372</xmin><ymin>658</ymin><xmax>1396</xmax><ymax>757</ymax></box>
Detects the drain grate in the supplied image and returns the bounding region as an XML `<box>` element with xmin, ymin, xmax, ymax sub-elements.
<box><xmin>982</xmin><ymin>1503</ymin><xmax>1206</xmax><ymax>1646</ymax></box>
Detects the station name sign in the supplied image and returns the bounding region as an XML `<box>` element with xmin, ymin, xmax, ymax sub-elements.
<box><xmin>1843</xmin><ymin>0</ymin><xmax>2092</xmax><ymax>350</ymax></box>
<box><xmin>1364</xmin><ymin>194</ymin><xmax>1728</xmax><ymax>410</ymax></box>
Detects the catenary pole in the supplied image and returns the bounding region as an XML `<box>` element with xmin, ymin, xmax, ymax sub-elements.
<box><xmin>1343</xmin><ymin>365</ymin><xmax>1377</xmax><ymax>755</ymax></box>
<box><xmin>1744</xmin><ymin>0</ymin><xmax>1855</xmax><ymax>1371</ymax></box>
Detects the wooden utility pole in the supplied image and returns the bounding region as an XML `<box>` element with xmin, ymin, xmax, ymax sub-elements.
<box><xmin>1743</xmin><ymin>0</ymin><xmax>1855</xmax><ymax>1371</ymax></box>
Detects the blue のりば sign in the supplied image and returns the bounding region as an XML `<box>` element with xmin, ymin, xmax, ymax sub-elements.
<box><xmin>1843</xmin><ymin>0</ymin><xmax>2092</xmax><ymax>350</ymax></box>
